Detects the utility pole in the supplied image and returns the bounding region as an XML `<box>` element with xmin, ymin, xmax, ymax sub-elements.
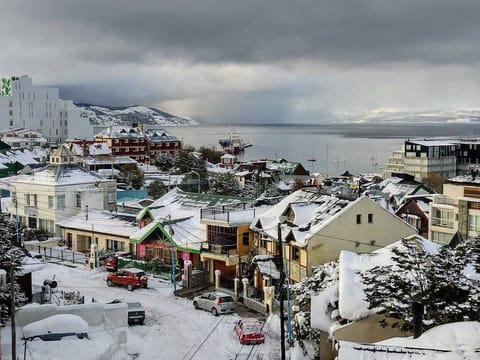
<box><xmin>10</xmin><ymin>261</ymin><xmax>16</xmax><ymax>360</ymax></box>
<box><xmin>277</xmin><ymin>222</ymin><xmax>286</xmax><ymax>360</ymax></box>
<box><xmin>168</xmin><ymin>215</ymin><xmax>176</xmax><ymax>293</ymax></box>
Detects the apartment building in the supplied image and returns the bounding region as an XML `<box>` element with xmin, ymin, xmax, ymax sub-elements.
<box><xmin>429</xmin><ymin>175</ymin><xmax>480</xmax><ymax>245</ymax></box>
<box><xmin>384</xmin><ymin>138</ymin><xmax>480</xmax><ymax>181</ymax></box>
<box><xmin>0</xmin><ymin>76</ymin><xmax>84</xmax><ymax>144</ymax></box>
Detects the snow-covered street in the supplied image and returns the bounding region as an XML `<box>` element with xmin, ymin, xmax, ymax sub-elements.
<box><xmin>1</xmin><ymin>262</ymin><xmax>282</xmax><ymax>360</ymax></box>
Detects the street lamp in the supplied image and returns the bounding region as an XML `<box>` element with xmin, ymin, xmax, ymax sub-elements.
<box><xmin>190</xmin><ymin>170</ymin><xmax>200</xmax><ymax>193</ymax></box>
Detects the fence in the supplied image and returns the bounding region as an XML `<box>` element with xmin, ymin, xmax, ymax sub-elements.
<box><xmin>32</xmin><ymin>245</ymin><xmax>87</xmax><ymax>265</ymax></box>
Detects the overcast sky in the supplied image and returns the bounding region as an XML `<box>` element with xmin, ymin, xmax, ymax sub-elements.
<box><xmin>3</xmin><ymin>0</ymin><xmax>480</xmax><ymax>124</ymax></box>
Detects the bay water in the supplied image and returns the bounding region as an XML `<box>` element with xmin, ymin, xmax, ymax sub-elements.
<box><xmin>170</xmin><ymin>123</ymin><xmax>480</xmax><ymax>175</ymax></box>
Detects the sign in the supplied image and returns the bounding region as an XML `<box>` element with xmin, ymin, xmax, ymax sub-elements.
<box><xmin>0</xmin><ymin>77</ymin><xmax>11</xmax><ymax>96</ymax></box>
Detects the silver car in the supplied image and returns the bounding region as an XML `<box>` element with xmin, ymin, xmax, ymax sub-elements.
<box><xmin>193</xmin><ymin>292</ymin><xmax>235</xmax><ymax>316</ymax></box>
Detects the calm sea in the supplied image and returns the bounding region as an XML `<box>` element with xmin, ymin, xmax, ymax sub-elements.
<box><xmin>170</xmin><ymin>123</ymin><xmax>480</xmax><ymax>175</ymax></box>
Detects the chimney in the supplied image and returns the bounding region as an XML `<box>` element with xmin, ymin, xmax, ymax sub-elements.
<box><xmin>412</xmin><ymin>302</ymin><xmax>424</xmax><ymax>339</ymax></box>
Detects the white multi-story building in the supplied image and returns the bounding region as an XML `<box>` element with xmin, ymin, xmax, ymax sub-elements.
<box><xmin>0</xmin><ymin>75</ymin><xmax>85</xmax><ymax>144</ymax></box>
<box><xmin>384</xmin><ymin>140</ymin><xmax>458</xmax><ymax>181</ymax></box>
<box><xmin>8</xmin><ymin>145</ymin><xmax>117</xmax><ymax>235</ymax></box>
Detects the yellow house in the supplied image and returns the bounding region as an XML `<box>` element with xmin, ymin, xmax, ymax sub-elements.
<box><xmin>250</xmin><ymin>189</ymin><xmax>418</xmax><ymax>283</ymax></box>
<box><xmin>57</xmin><ymin>209</ymin><xmax>139</xmax><ymax>254</ymax></box>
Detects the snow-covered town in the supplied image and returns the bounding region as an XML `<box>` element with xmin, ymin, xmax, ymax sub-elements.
<box><xmin>4</xmin><ymin>1</ymin><xmax>480</xmax><ymax>359</ymax></box>
<box><xmin>0</xmin><ymin>75</ymin><xmax>479</xmax><ymax>359</ymax></box>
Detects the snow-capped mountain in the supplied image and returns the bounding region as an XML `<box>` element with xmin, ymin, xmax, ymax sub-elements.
<box><xmin>346</xmin><ymin>109</ymin><xmax>480</xmax><ymax>123</ymax></box>
<box><xmin>76</xmin><ymin>103</ymin><xmax>198</xmax><ymax>127</ymax></box>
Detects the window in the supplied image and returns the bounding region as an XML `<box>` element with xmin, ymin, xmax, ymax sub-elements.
<box><xmin>291</xmin><ymin>246</ymin><xmax>299</xmax><ymax>261</ymax></box>
<box><xmin>107</xmin><ymin>239</ymin><xmax>125</xmax><ymax>251</ymax></box>
<box><xmin>242</xmin><ymin>233</ymin><xmax>249</xmax><ymax>246</ymax></box>
<box><xmin>368</xmin><ymin>213</ymin><xmax>373</xmax><ymax>223</ymax></box>
<box><xmin>468</xmin><ymin>215</ymin><xmax>480</xmax><ymax>232</ymax></box>
<box><xmin>25</xmin><ymin>194</ymin><xmax>37</xmax><ymax>207</ymax></box>
<box><xmin>76</xmin><ymin>193</ymin><xmax>81</xmax><ymax>208</ymax></box>
<box><xmin>57</xmin><ymin>195</ymin><xmax>65</xmax><ymax>209</ymax></box>
<box><xmin>108</xmin><ymin>191</ymin><xmax>116</xmax><ymax>203</ymax></box>
<box><xmin>356</xmin><ymin>214</ymin><xmax>362</xmax><ymax>224</ymax></box>
<box><xmin>48</xmin><ymin>196</ymin><xmax>54</xmax><ymax>208</ymax></box>
<box><xmin>28</xmin><ymin>216</ymin><xmax>37</xmax><ymax>229</ymax></box>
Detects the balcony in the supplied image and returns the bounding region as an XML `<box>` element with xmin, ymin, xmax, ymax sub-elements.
<box><xmin>432</xmin><ymin>195</ymin><xmax>457</xmax><ymax>207</ymax></box>
<box><xmin>431</xmin><ymin>216</ymin><xmax>454</xmax><ymax>228</ymax></box>
<box><xmin>201</xmin><ymin>242</ymin><xmax>238</xmax><ymax>257</ymax></box>
<box><xmin>200</xmin><ymin>202</ymin><xmax>257</xmax><ymax>224</ymax></box>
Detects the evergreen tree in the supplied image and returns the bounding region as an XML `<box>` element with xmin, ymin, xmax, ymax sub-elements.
<box><xmin>147</xmin><ymin>180</ymin><xmax>167</xmax><ymax>200</ymax></box>
<box><xmin>154</xmin><ymin>153</ymin><xmax>174</xmax><ymax>172</ymax></box>
<box><xmin>361</xmin><ymin>238</ymin><xmax>480</xmax><ymax>332</ymax></box>
<box><xmin>174</xmin><ymin>148</ymin><xmax>204</xmax><ymax>173</ymax></box>
<box><xmin>208</xmin><ymin>173</ymin><xmax>239</xmax><ymax>196</ymax></box>
<box><xmin>0</xmin><ymin>214</ymin><xmax>27</xmax><ymax>324</ymax></box>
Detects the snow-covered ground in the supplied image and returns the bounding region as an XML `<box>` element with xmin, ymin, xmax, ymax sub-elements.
<box><xmin>1</xmin><ymin>262</ymin><xmax>285</xmax><ymax>360</ymax></box>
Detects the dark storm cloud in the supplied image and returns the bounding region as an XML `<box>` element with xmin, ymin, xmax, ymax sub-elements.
<box><xmin>3</xmin><ymin>1</ymin><xmax>480</xmax><ymax>123</ymax></box>
<box><xmin>5</xmin><ymin>0</ymin><xmax>480</xmax><ymax>66</ymax></box>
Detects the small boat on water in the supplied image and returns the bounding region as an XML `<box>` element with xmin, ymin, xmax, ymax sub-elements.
<box><xmin>219</xmin><ymin>130</ymin><xmax>252</xmax><ymax>155</ymax></box>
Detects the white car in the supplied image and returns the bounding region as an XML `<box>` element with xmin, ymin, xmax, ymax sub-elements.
<box><xmin>193</xmin><ymin>292</ymin><xmax>235</xmax><ymax>316</ymax></box>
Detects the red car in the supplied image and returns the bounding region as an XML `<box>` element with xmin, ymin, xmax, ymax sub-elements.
<box><xmin>234</xmin><ymin>318</ymin><xmax>265</xmax><ymax>345</ymax></box>
<box><xmin>104</xmin><ymin>252</ymin><xmax>130</xmax><ymax>272</ymax></box>
<box><xmin>106</xmin><ymin>268</ymin><xmax>148</xmax><ymax>291</ymax></box>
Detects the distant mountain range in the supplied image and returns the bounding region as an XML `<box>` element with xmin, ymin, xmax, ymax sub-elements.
<box><xmin>76</xmin><ymin>103</ymin><xmax>198</xmax><ymax>127</ymax></box>
<box><xmin>348</xmin><ymin>109</ymin><xmax>480</xmax><ymax>123</ymax></box>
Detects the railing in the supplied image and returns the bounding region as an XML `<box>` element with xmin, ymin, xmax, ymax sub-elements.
<box><xmin>430</xmin><ymin>217</ymin><xmax>455</xmax><ymax>228</ymax></box>
<box><xmin>201</xmin><ymin>242</ymin><xmax>238</xmax><ymax>257</ymax></box>
<box><xmin>200</xmin><ymin>203</ymin><xmax>257</xmax><ymax>223</ymax></box>
<box><xmin>34</xmin><ymin>245</ymin><xmax>87</xmax><ymax>265</ymax></box>
<box><xmin>433</xmin><ymin>195</ymin><xmax>457</xmax><ymax>206</ymax></box>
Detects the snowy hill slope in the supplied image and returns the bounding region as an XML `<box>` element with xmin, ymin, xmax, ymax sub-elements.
<box><xmin>76</xmin><ymin>103</ymin><xmax>198</xmax><ymax>127</ymax></box>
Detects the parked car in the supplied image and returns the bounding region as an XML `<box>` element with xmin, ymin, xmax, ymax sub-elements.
<box><xmin>22</xmin><ymin>314</ymin><xmax>89</xmax><ymax>341</ymax></box>
<box><xmin>234</xmin><ymin>318</ymin><xmax>265</xmax><ymax>345</ymax></box>
<box><xmin>106</xmin><ymin>268</ymin><xmax>148</xmax><ymax>291</ymax></box>
<box><xmin>103</xmin><ymin>251</ymin><xmax>131</xmax><ymax>272</ymax></box>
<box><xmin>192</xmin><ymin>292</ymin><xmax>235</xmax><ymax>316</ymax></box>
<box><xmin>107</xmin><ymin>299</ymin><xmax>145</xmax><ymax>325</ymax></box>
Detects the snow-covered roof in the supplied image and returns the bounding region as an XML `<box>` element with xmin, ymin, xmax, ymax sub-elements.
<box><xmin>447</xmin><ymin>174</ymin><xmax>480</xmax><ymax>185</ymax></box>
<box><xmin>0</xmin><ymin>149</ymin><xmax>40</xmax><ymax>166</ymax></box>
<box><xmin>144</xmin><ymin>128</ymin><xmax>180</xmax><ymax>142</ymax></box>
<box><xmin>407</xmin><ymin>140</ymin><xmax>455</xmax><ymax>147</ymax></box>
<box><xmin>57</xmin><ymin>210</ymin><xmax>139</xmax><ymax>237</ymax></box>
<box><xmin>339</xmin><ymin>321</ymin><xmax>480</xmax><ymax>359</ymax></box>
<box><xmin>250</xmin><ymin>189</ymin><xmax>353</xmax><ymax>245</ymax></box>
<box><xmin>10</xmin><ymin>164</ymin><xmax>113</xmax><ymax>186</ymax></box>
<box><xmin>96</xmin><ymin>126</ymin><xmax>145</xmax><ymax>139</ymax></box>
<box><xmin>252</xmin><ymin>255</ymin><xmax>280</xmax><ymax>280</ymax></box>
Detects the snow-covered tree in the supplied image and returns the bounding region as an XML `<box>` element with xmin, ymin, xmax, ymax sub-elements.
<box><xmin>361</xmin><ymin>238</ymin><xmax>480</xmax><ymax>332</ymax></box>
<box><xmin>290</xmin><ymin>261</ymin><xmax>339</xmax><ymax>358</ymax></box>
<box><xmin>147</xmin><ymin>180</ymin><xmax>167</xmax><ymax>200</ymax></box>
<box><xmin>208</xmin><ymin>173</ymin><xmax>239</xmax><ymax>196</ymax></box>
<box><xmin>174</xmin><ymin>149</ymin><xmax>204</xmax><ymax>173</ymax></box>
<box><xmin>0</xmin><ymin>214</ymin><xmax>27</xmax><ymax>324</ymax></box>
<box><xmin>154</xmin><ymin>153</ymin><xmax>174</xmax><ymax>172</ymax></box>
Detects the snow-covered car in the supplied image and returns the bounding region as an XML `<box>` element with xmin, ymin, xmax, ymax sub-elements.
<box><xmin>193</xmin><ymin>292</ymin><xmax>235</xmax><ymax>316</ymax></box>
<box><xmin>22</xmin><ymin>314</ymin><xmax>89</xmax><ymax>341</ymax></box>
<box><xmin>234</xmin><ymin>318</ymin><xmax>265</xmax><ymax>345</ymax></box>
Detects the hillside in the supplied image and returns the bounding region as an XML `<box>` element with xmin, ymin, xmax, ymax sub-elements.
<box><xmin>349</xmin><ymin>109</ymin><xmax>480</xmax><ymax>123</ymax></box>
<box><xmin>76</xmin><ymin>104</ymin><xmax>198</xmax><ymax>127</ymax></box>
